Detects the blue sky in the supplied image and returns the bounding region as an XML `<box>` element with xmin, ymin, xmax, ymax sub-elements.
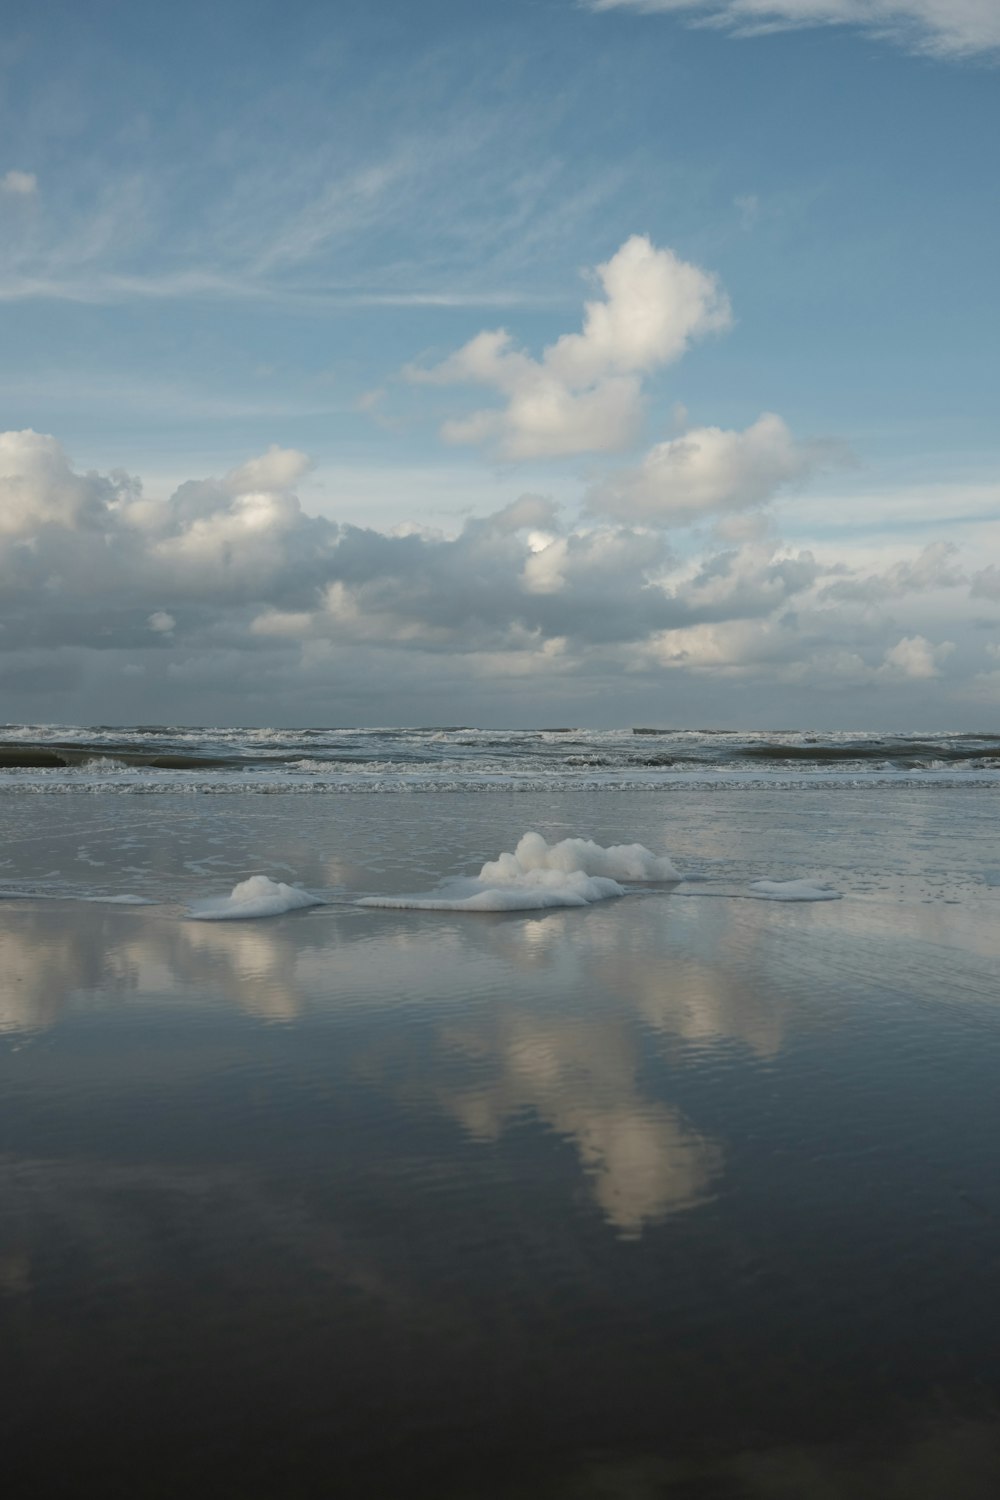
<box><xmin>1</xmin><ymin>0</ymin><xmax>998</xmax><ymax>725</ymax></box>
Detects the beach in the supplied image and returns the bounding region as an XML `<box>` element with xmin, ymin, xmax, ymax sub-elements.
<box><xmin>8</xmin><ymin>0</ymin><xmax>1000</xmax><ymax>1488</ymax></box>
<box><xmin>2</xmin><ymin>781</ymin><xmax>1000</xmax><ymax>1497</ymax></box>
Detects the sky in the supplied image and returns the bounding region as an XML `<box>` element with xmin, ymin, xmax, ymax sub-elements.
<box><xmin>1</xmin><ymin>0</ymin><xmax>998</xmax><ymax>727</ymax></box>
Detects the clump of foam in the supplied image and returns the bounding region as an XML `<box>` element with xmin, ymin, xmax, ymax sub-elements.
<box><xmin>480</xmin><ymin>831</ymin><xmax>680</xmax><ymax>884</ymax></box>
<box><xmin>749</xmin><ymin>879</ymin><xmax>841</xmax><ymax>902</ymax></box>
<box><xmin>358</xmin><ymin>831</ymin><xmax>680</xmax><ymax>912</ymax></box>
<box><xmin>188</xmin><ymin>875</ymin><xmax>323</xmax><ymax>921</ymax></box>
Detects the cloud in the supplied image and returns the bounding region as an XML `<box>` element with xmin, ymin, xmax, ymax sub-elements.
<box><xmin>822</xmin><ymin>541</ymin><xmax>967</xmax><ymax>602</ymax></box>
<box><xmin>585</xmin><ymin>0</ymin><xmax>1000</xmax><ymax>60</ymax></box>
<box><xmin>734</xmin><ymin>193</ymin><xmax>760</xmax><ymax>229</ymax></box>
<box><xmin>672</xmin><ymin>540</ymin><xmax>823</xmax><ymax>618</ymax></box>
<box><xmin>0</xmin><ymin>428</ymin><xmax>681</xmax><ymax>661</ymax></box>
<box><xmin>970</xmin><ymin>563</ymin><xmax>1000</xmax><ymax>600</ymax></box>
<box><xmin>587</xmin><ymin>412</ymin><xmax>823</xmax><ymax>525</ymax></box>
<box><xmin>225</xmin><ymin>445</ymin><xmax>313</xmax><ymax>493</ymax></box>
<box><xmin>0</xmin><ymin>428</ymin><xmax>992</xmax><ymax>721</ymax></box>
<box><xmin>0</xmin><ymin>170</ymin><xmax>37</xmax><ymax>196</ymax></box>
<box><xmin>406</xmin><ymin>235</ymin><xmax>731</xmax><ymax>460</ymax></box>
<box><xmin>880</xmin><ymin>633</ymin><xmax>955</xmax><ymax>678</ymax></box>
<box><xmin>0</xmin><ymin>431</ymin><xmax>338</xmax><ymax>651</ymax></box>
<box><xmin>643</xmin><ymin>615</ymin><xmax>958</xmax><ymax>688</ymax></box>
<box><xmin>308</xmin><ymin>508</ymin><xmax>676</xmax><ymax>650</ymax></box>
<box><xmin>0</xmin><ymin>428</ymin><xmax>125</xmax><ymax>536</ymax></box>
<box><xmin>0</xmin><ymin>75</ymin><xmax>640</xmax><ymax>310</ymax></box>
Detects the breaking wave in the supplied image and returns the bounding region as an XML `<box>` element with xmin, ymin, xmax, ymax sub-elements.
<box><xmin>1</xmin><ymin>725</ymin><xmax>999</xmax><ymax>793</ymax></box>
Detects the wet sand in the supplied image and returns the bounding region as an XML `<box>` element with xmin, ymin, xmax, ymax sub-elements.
<box><xmin>2</xmin><ymin>790</ymin><xmax>1000</xmax><ymax>1497</ymax></box>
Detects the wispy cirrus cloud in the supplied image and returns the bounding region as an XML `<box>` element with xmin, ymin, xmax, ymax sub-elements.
<box><xmin>585</xmin><ymin>0</ymin><xmax>1000</xmax><ymax>59</ymax></box>
<box><xmin>0</xmin><ymin>77</ymin><xmax>628</xmax><ymax>310</ymax></box>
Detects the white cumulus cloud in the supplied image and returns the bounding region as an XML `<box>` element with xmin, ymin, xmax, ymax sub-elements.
<box><xmin>406</xmin><ymin>235</ymin><xmax>731</xmax><ymax>460</ymax></box>
<box><xmin>880</xmin><ymin>634</ymin><xmax>955</xmax><ymax>679</ymax></box>
<box><xmin>587</xmin><ymin>412</ymin><xmax>821</xmax><ymax>525</ymax></box>
<box><xmin>225</xmin><ymin>444</ymin><xmax>313</xmax><ymax>494</ymax></box>
<box><xmin>585</xmin><ymin>0</ymin><xmax>1000</xmax><ymax>60</ymax></box>
<box><xmin>0</xmin><ymin>428</ymin><xmax>122</xmax><ymax>536</ymax></box>
<box><xmin>0</xmin><ymin>428</ymin><xmax>992</xmax><ymax>722</ymax></box>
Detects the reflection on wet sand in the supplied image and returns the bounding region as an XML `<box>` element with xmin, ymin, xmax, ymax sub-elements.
<box><xmin>0</xmin><ymin>899</ymin><xmax>735</xmax><ymax>1236</ymax></box>
<box><xmin>3</xmin><ymin>842</ymin><xmax>1000</xmax><ymax>1500</ymax></box>
<box><xmin>0</xmin><ymin>912</ymin><xmax>118</xmax><ymax>1034</ymax></box>
<box><xmin>3</xmin><ymin>882</ymin><xmax>998</xmax><ymax>1254</ymax></box>
<box><xmin>440</xmin><ymin>1011</ymin><xmax>720</xmax><ymax>1235</ymax></box>
<box><xmin>0</xmin><ymin>901</ymin><xmax>315</xmax><ymax>1032</ymax></box>
<box><xmin>507</xmin><ymin>901</ymin><xmax>795</xmax><ymax>1059</ymax></box>
<box><xmin>0</xmin><ymin>1151</ymin><xmax>401</xmax><ymax>1311</ymax></box>
<box><xmin>0</xmin><ymin>887</ymin><xmax>888</xmax><ymax>1237</ymax></box>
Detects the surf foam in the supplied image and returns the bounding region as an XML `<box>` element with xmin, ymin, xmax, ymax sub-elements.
<box><xmin>749</xmin><ymin>879</ymin><xmax>841</xmax><ymax>902</ymax></box>
<box><xmin>358</xmin><ymin>831</ymin><xmax>680</xmax><ymax>912</ymax></box>
<box><xmin>187</xmin><ymin>875</ymin><xmax>324</xmax><ymax>921</ymax></box>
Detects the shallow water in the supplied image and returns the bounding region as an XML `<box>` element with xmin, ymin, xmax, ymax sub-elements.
<box><xmin>2</xmin><ymin>790</ymin><xmax>1000</xmax><ymax>1497</ymax></box>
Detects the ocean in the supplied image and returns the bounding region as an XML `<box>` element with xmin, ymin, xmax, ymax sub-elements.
<box><xmin>1</xmin><ymin>723</ymin><xmax>1000</xmax><ymax>795</ymax></box>
<box><xmin>2</xmin><ymin>726</ymin><xmax>999</xmax><ymax>1497</ymax></box>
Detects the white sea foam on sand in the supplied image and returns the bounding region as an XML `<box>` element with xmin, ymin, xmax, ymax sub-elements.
<box><xmin>188</xmin><ymin>875</ymin><xmax>324</xmax><ymax>921</ymax></box>
<box><xmin>749</xmin><ymin>879</ymin><xmax>842</xmax><ymax>902</ymax></box>
<box><xmin>83</xmin><ymin>894</ymin><xmax>158</xmax><ymax>905</ymax></box>
<box><xmin>358</xmin><ymin>831</ymin><xmax>680</xmax><ymax>912</ymax></box>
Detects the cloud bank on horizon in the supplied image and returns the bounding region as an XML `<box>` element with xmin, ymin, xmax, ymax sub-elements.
<box><xmin>0</xmin><ymin>406</ymin><xmax>992</xmax><ymax>725</ymax></box>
